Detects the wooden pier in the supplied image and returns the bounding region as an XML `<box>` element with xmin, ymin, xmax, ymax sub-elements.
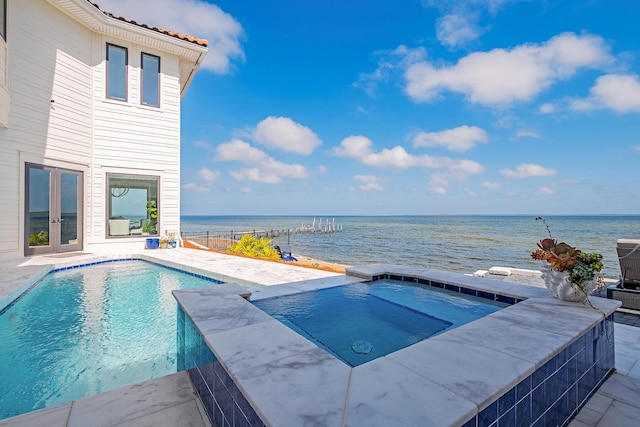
<box><xmin>181</xmin><ymin>218</ymin><xmax>343</xmax><ymax>252</ymax></box>
<box><xmin>295</xmin><ymin>217</ymin><xmax>343</xmax><ymax>234</ymax></box>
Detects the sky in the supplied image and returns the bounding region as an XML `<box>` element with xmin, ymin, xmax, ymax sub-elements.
<box><xmin>98</xmin><ymin>0</ymin><xmax>640</xmax><ymax>216</ymax></box>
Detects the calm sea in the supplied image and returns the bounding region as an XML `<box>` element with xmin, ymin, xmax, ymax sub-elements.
<box><xmin>180</xmin><ymin>215</ymin><xmax>640</xmax><ymax>280</ymax></box>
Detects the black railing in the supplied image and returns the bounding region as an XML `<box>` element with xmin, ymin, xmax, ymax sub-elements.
<box><xmin>180</xmin><ymin>229</ymin><xmax>291</xmax><ymax>251</ymax></box>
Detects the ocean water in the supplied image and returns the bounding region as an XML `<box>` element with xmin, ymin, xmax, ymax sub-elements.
<box><xmin>180</xmin><ymin>215</ymin><xmax>640</xmax><ymax>279</ymax></box>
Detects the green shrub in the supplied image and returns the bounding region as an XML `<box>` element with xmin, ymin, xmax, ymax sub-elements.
<box><xmin>29</xmin><ymin>231</ymin><xmax>49</xmax><ymax>246</ymax></box>
<box><xmin>226</xmin><ymin>234</ymin><xmax>281</xmax><ymax>261</ymax></box>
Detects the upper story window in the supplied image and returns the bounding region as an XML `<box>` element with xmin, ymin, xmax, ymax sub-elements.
<box><xmin>141</xmin><ymin>53</ymin><xmax>160</xmax><ymax>107</ymax></box>
<box><xmin>106</xmin><ymin>43</ymin><xmax>128</xmax><ymax>101</ymax></box>
<box><xmin>1</xmin><ymin>0</ymin><xmax>6</xmax><ymax>41</ymax></box>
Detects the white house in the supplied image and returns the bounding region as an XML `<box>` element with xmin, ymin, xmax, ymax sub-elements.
<box><xmin>0</xmin><ymin>0</ymin><xmax>207</xmax><ymax>257</ymax></box>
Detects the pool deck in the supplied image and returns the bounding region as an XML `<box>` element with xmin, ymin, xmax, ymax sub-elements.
<box><xmin>0</xmin><ymin>248</ymin><xmax>639</xmax><ymax>426</ymax></box>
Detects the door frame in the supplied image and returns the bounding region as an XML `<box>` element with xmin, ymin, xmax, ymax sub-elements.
<box><xmin>24</xmin><ymin>163</ymin><xmax>84</xmax><ymax>256</ymax></box>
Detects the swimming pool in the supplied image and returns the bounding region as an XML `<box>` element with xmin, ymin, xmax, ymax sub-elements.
<box><xmin>0</xmin><ymin>260</ymin><xmax>222</xmax><ymax>420</ymax></box>
<box><xmin>253</xmin><ymin>280</ymin><xmax>508</xmax><ymax>366</ymax></box>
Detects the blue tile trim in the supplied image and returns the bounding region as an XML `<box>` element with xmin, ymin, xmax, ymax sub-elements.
<box><xmin>53</xmin><ymin>259</ymin><xmax>224</xmax><ymax>283</ymax></box>
<box><xmin>0</xmin><ymin>280</ymin><xmax>42</xmax><ymax>315</ymax></box>
<box><xmin>370</xmin><ymin>276</ymin><xmax>516</xmax><ymax>306</ymax></box>
<box><xmin>3</xmin><ymin>259</ymin><xmax>223</xmax><ymax>317</ymax></box>
<box><xmin>461</xmin><ymin>316</ymin><xmax>615</xmax><ymax>427</ymax></box>
<box><xmin>178</xmin><ymin>308</ymin><xmax>264</xmax><ymax>427</ymax></box>
<box><xmin>51</xmin><ymin>257</ymin><xmax>142</xmax><ymax>272</ymax></box>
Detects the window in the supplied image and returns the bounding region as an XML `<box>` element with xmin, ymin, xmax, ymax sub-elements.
<box><xmin>107</xmin><ymin>174</ymin><xmax>158</xmax><ymax>237</ymax></box>
<box><xmin>141</xmin><ymin>53</ymin><xmax>160</xmax><ymax>107</ymax></box>
<box><xmin>1</xmin><ymin>0</ymin><xmax>6</xmax><ymax>41</ymax></box>
<box><xmin>106</xmin><ymin>43</ymin><xmax>128</xmax><ymax>101</ymax></box>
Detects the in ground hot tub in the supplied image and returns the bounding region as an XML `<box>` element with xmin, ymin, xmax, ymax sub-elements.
<box><xmin>253</xmin><ymin>280</ymin><xmax>507</xmax><ymax>366</ymax></box>
<box><xmin>174</xmin><ymin>265</ymin><xmax>619</xmax><ymax>427</ymax></box>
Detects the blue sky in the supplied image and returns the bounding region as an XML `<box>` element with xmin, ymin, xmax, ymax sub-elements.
<box><xmin>100</xmin><ymin>0</ymin><xmax>640</xmax><ymax>216</ymax></box>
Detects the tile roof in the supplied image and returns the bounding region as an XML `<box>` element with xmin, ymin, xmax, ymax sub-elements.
<box><xmin>89</xmin><ymin>1</ymin><xmax>208</xmax><ymax>47</ymax></box>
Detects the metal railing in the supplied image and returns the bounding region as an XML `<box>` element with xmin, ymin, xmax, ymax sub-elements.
<box><xmin>180</xmin><ymin>229</ymin><xmax>291</xmax><ymax>251</ymax></box>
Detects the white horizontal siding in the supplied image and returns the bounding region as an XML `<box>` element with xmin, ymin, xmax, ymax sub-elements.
<box><xmin>0</xmin><ymin>38</ymin><xmax>8</xmax><ymax>127</ymax></box>
<box><xmin>0</xmin><ymin>0</ymin><xmax>94</xmax><ymax>255</ymax></box>
<box><xmin>0</xmin><ymin>149</ymin><xmax>19</xmax><ymax>252</ymax></box>
<box><xmin>89</xmin><ymin>38</ymin><xmax>182</xmax><ymax>240</ymax></box>
<box><xmin>8</xmin><ymin>0</ymin><xmax>92</xmax><ymax>163</ymax></box>
<box><xmin>0</xmin><ymin>0</ymin><xmax>192</xmax><ymax>255</ymax></box>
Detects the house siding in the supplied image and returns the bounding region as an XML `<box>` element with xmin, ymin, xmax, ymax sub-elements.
<box><xmin>0</xmin><ymin>0</ymin><xmax>196</xmax><ymax>256</ymax></box>
<box><xmin>91</xmin><ymin>37</ymin><xmax>182</xmax><ymax>240</ymax></box>
<box><xmin>0</xmin><ymin>36</ymin><xmax>8</xmax><ymax>127</ymax></box>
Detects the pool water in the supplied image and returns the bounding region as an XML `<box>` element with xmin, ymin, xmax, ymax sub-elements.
<box><xmin>253</xmin><ymin>280</ymin><xmax>508</xmax><ymax>366</ymax></box>
<box><xmin>0</xmin><ymin>260</ymin><xmax>222</xmax><ymax>420</ymax></box>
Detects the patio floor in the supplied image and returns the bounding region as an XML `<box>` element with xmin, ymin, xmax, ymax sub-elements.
<box><xmin>0</xmin><ymin>248</ymin><xmax>639</xmax><ymax>426</ymax></box>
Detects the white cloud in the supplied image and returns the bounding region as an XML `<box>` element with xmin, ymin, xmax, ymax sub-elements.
<box><xmin>412</xmin><ymin>125</ymin><xmax>488</xmax><ymax>151</ymax></box>
<box><xmin>515</xmin><ymin>130</ymin><xmax>540</xmax><ymax>139</ymax></box>
<box><xmin>538</xmin><ymin>186</ymin><xmax>556</xmax><ymax>194</ymax></box>
<box><xmin>353</xmin><ymin>45</ymin><xmax>426</xmax><ymax>97</ymax></box>
<box><xmin>230</xmin><ymin>168</ymin><xmax>281</xmax><ymax>184</ymax></box>
<box><xmin>215</xmin><ymin>139</ymin><xmax>311</xmax><ymax>184</ymax></box>
<box><xmin>252</xmin><ymin>117</ymin><xmax>322</xmax><ymax>155</ymax></box>
<box><xmin>197</xmin><ymin>168</ymin><xmax>221</xmax><ymax>183</ymax></box>
<box><xmin>354</xmin><ymin>175</ymin><xmax>386</xmax><ymax>192</ymax></box>
<box><xmin>634</xmin><ymin>146</ymin><xmax>640</xmax><ymax>152</ymax></box>
<box><xmin>500</xmin><ymin>163</ymin><xmax>556</xmax><ymax>179</ymax></box>
<box><xmin>193</xmin><ymin>140</ymin><xmax>213</xmax><ymax>149</ymax></box>
<box><xmin>182</xmin><ymin>167</ymin><xmax>220</xmax><ymax>192</ymax></box>
<box><xmin>539</xmin><ymin>103</ymin><xmax>557</xmax><ymax>114</ymax></box>
<box><xmin>516</xmin><ymin>129</ymin><xmax>540</xmax><ymax>138</ymax></box>
<box><xmin>429</xmin><ymin>174</ymin><xmax>449</xmax><ymax>194</ymax></box>
<box><xmin>355</xmin><ymin>105</ymin><xmax>369</xmax><ymax>115</ymax></box>
<box><xmin>569</xmin><ymin>74</ymin><xmax>640</xmax><ymax>113</ymax></box>
<box><xmin>423</xmin><ymin>0</ymin><xmax>519</xmax><ymax>48</ymax></box>
<box><xmin>182</xmin><ymin>182</ymin><xmax>210</xmax><ymax>193</ymax></box>
<box><xmin>333</xmin><ymin>136</ymin><xmax>485</xmax><ymax>177</ymax></box>
<box><xmin>333</xmin><ymin>136</ymin><xmax>374</xmax><ymax>159</ymax></box>
<box><xmin>422</xmin><ymin>0</ymin><xmax>518</xmax><ymax>15</ymax></box>
<box><xmin>97</xmin><ymin>0</ymin><xmax>244</xmax><ymax>73</ymax></box>
<box><xmin>216</xmin><ymin>139</ymin><xmax>269</xmax><ymax>163</ymax></box>
<box><xmin>482</xmin><ymin>181</ymin><xmax>502</xmax><ymax>189</ymax></box>
<box><xmin>405</xmin><ymin>32</ymin><xmax>614</xmax><ymax>107</ymax></box>
<box><xmin>436</xmin><ymin>14</ymin><xmax>480</xmax><ymax>49</ymax></box>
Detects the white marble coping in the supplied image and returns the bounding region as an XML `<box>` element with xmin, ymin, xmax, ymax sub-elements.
<box><xmin>0</xmin><ymin>248</ymin><xmax>343</xmax><ymax>312</ymax></box>
<box><xmin>346</xmin><ymin>263</ymin><xmax>552</xmax><ymax>300</ymax></box>
<box><xmin>173</xmin><ymin>267</ymin><xmax>621</xmax><ymax>427</ymax></box>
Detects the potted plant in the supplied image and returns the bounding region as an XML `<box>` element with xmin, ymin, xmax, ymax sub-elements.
<box><xmin>141</xmin><ymin>220</ymin><xmax>155</xmax><ymax>235</ymax></box>
<box><xmin>167</xmin><ymin>231</ymin><xmax>177</xmax><ymax>248</ymax></box>
<box><xmin>146</xmin><ymin>200</ymin><xmax>157</xmax><ymax>230</ymax></box>
<box><xmin>159</xmin><ymin>235</ymin><xmax>169</xmax><ymax>249</ymax></box>
<box><xmin>531</xmin><ymin>217</ymin><xmax>605</xmax><ymax>302</ymax></box>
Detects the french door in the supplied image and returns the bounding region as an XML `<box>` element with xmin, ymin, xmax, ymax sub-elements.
<box><xmin>25</xmin><ymin>164</ymin><xmax>83</xmax><ymax>255</ymax></box>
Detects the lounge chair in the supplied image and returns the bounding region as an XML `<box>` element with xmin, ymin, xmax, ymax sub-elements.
<box><xmin>607</xmin><ymin>239</ymin><xmax>640</xmax><ymax>310</ymax></box>
<box><xmin>617</xmin><ymin>239</ymin><xmax>640</xmax><ymax>289</ymax></box>
<box><xmin>274</xmin><ymin>244</ymin><xmax>297</xmax><ymax>261</ymax></box>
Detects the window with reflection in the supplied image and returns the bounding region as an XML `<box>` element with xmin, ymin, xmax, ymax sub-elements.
<box><xmin>107</xmin><ymin>174</ymin><xmax>158</xmax><ymax>237</ymax></box>
<box><xmin>141</xmin><ymin>52</ymin><xmax>160</xmax><ymax>107</ymax></box>
<box><xmin>106</xmin><ymin>43</ymin><xmax>127</xmax><ymax>101</ymax></box>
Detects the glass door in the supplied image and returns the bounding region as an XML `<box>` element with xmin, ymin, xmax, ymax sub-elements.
<box><xmin>25</xmin><ymin>164</ymin><xmax>83</xmax><ymax>255</ymax></box>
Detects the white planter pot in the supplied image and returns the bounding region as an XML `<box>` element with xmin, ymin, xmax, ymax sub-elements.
<box><xmin>540</xmin><ymin>262</ymin><xmax>598</xmax><ymax>302</ymax></box>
